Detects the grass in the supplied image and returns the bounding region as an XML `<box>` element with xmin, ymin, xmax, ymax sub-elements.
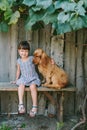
<box><xmin>21</xmin><ymin>123</ymin><xmax>26</xmax><ymax>128</ymax></box>
<box><xmin>0</xmin><ymin>123</ymin><xmax>26</xmax><ymax>130</ymax></box>
<box><xmin>0</xmin><ymin>124</ymin><xmax>12</xmax><ymax>130</ymax></box>
<box><xmin>56</xmin><ymin>122</ymin><xmax>64</xmax><ymax>130</ymax></box>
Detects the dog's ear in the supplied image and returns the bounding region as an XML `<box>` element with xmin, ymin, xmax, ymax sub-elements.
<box><xmin>40</xmin><ymin>52</ymin><xmax>48</xmax><ymax>66</ymax></box>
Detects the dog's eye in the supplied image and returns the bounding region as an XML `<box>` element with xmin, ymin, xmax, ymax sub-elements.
<box><xmin>36</xmin><ymin>56</ymin><xmax>39</xmax><ymax>57</ymax></box>
<box><xmin>36</xmin><ymin>56</ymin><xmax>41</xmax><ymax>58</ymax></box>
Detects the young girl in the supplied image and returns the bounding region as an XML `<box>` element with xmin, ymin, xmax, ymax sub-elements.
<box><xmin>14</xmin><ymin>41</ymin><xmax>41</xmax><ymax>117</ymax></box>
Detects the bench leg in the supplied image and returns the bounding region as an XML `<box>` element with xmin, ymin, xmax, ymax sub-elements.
<box><xmin>43</xmin><ymin>91</ymin><xmax>64</xmax><ymax>122</ymax></box>
<box><xmin>57</xmin><ymin>92</ymin><xmax>64</xmax><ymax>122</ymax></box>
<box><xmin>43</xmin><ymin>91</ymin><xmax>56</xmax><ymax>105</ymax></box>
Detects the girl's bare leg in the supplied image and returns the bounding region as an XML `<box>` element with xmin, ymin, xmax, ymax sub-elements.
<box><xmin>18</xmin><ymin>84</ymin><xmax>25</xmax><ymax>114</ymax></box>
<box><xmin>18</xmin><ymin>84</ymin><xmax>25</xmax><ymax>104</ymax></box>
<box><xmin>29</xmin><ymin>84</ymin><xmax>38</xmax><ymax>117</ymax></box>
<box><xmin>30</xmin><ymin>84</ymin><xmax>37</xmax><ymax>106</ymax></box>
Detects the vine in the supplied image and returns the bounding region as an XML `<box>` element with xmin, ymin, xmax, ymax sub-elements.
<box><xmin>0</xmin><ymin>0</ymin><xmax>87</xmax><ymax>34</ymax></box>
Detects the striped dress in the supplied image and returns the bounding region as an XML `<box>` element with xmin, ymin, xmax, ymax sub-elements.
<box><xmin>16</xmin><ymin>56</ymin><xmax>41</xmax><ymax>87</ymax></box>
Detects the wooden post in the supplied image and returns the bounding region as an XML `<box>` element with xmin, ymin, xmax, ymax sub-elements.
<box><xmin>57</xmin><ymin>92</ymin><xmax>64</xmax><ymax>122</ymax></box>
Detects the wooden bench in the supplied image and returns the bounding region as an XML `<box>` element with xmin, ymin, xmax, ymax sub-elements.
<box><xmin>0</xmin><ymin>82</ymin><xmax>76</xmax><ymax>122</ymax></box>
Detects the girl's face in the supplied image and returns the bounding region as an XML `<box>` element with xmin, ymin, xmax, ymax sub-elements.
<box><xmin>18</xmin><ymin>49</ymin><xmax>29</xmax><ymax>59</ymax></box>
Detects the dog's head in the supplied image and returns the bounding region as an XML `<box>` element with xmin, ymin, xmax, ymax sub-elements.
<box><xmin>33</xmin><ymin>48</ymin><xmax>50</xmax><ymax>66</ymax></box>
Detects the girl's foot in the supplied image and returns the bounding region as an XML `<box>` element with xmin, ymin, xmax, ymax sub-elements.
<box><xmin>29</xmin><ymin>106</ymin><xmax>37</xmax><ymax>117</ymax></box>
<box><xmin>18</xmin><ymin>104</ymin><xmax>25</xmax><ymax>114</ymax></box>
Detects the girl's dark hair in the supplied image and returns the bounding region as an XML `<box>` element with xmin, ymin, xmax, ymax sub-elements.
<box><xmin>18</xmin><ymin>41</ymin><xmax>30</xmax><ymax>50</ymax></box>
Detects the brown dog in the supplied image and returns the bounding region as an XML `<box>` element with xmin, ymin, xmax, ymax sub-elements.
<box><xmin>33</xmin><ymin>48</ymin><xmax>68</xmax><ymax>89</ymax></box>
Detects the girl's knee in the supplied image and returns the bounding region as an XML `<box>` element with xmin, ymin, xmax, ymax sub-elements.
<box><xmin>19</xmin><ymin>84</ymin><xmax>25</xmax><ymax>88</ymax></box>
<box><xmin>30</xmin><ymin>84</ymin><xmax>37</xmax><ymax>90</ymax></box>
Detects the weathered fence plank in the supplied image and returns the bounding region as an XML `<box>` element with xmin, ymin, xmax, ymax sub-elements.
<box><xmin>64</xmin><ymin>32</ymin><xmax>76</xmax><ymax>85</ymax></box>
<box><xmin>0</xmin><ymin>92</ymin><xmax>18</xmax><ymax>114</ymax></box>
<box><xmin>9</xmin><ymin>25</ymin><xmax>18</xmax><ymax>81</ymax></box>
<box><xmin>76</xmin><ymin>29</ymin><xmax>84</xmax><ymax>91</ymax></box>
<box><xmin>51</xmin><ymin>35</ymin><xmax>64</xmax><ymax>67</ymax></box>
<box><xmin>0</xmin><ymin>32</ymin><xmax>10</xmax><ymax>81</ymax></box>
<box><xmin>76</xmin><ymin>29</ymin><xmax>86</xmax><ymax>112</ymax></box>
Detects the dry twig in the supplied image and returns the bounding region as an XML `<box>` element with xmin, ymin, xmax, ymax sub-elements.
<box><xmin>71</xmin><ymin>94</ymin><xmax>87</xmax><ymax>130</ymax></box>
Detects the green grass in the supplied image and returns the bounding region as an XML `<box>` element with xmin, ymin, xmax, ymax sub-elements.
<box><xmin>0</xmin><ymin>124</ymin><xmax>12</xmax><ymax>130</ymax></box>
<box><xmin>56</xmin><ymin>122</ymin><xmax>64</xmax><ymax>130</ymax></box>
<box><xmin>0</xmin><ymin>122</ymin><xmax>26</xmax><ymax>130</ymax></box>
<box><xmin>21</xmin><ymin>123</ymin><xmax>26</xmax><ymax>128</ymax></box>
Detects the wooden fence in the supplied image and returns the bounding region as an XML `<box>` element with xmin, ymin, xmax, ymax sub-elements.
<box><xmin>0</xmin><ymin>20</ymin><xmax>87</xmax><ymax>118</ymax></box>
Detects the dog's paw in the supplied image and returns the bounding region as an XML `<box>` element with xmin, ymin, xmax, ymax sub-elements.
<box><xmin>42</xmin><ymin>83</ymin><xmax>49</xmax><ymax>86</ymax></box>
<box><xmin>41</xmin><ymin>79</ymin><xmax>46</xmax><ymax>84</ymax></box>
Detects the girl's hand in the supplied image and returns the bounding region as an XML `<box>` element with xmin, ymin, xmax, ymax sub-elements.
<box><xmin>10</xmin><ymin>81</ymin><xmax>16</xmax><ymax>84</ymax></box>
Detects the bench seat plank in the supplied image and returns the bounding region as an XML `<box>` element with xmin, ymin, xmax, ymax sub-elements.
<box><xmin>0</xmin><ymin>82</ymin><xmax>76</xmax><ymax>92</ymax></box>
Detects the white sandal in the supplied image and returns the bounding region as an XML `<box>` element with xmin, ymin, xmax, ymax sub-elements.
<box><xmin>29</xmin><ymin>106</ymin><xmax>37</xmax><ymax>117</ymax></box>
<box><xmin>18</xmin><ymin>104</ymin><xmax>25</xmax><ymax>114</ymax></box>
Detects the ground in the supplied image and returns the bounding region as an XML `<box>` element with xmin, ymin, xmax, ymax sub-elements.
<box><xmin>0</xmin><ymin>114</ymin><xmax>86</xmax><ymax>130</ymax></box>
<box><xmin>0</xmin><ymin>114</ymin><xmax>57</xmax><ymax>130</ymax></box>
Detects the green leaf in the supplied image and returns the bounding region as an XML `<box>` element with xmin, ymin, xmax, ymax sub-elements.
<box><xmin>70</xmin><ymin>16</ymin><xmax>85</xmax><ymax>30</ymax></box>
<box><xmin>52</xmin><ymin>21</ymin><xmax>72</xmax><ymax>35</ymax></box>
<box><xmin>83</xmin><ymin>0</ymin><xmax>87</xmax><ymax>7</ymax></box>
<box><xmin>23</xmin><ymin>0</ymin><xmax>36</xmax><ymax>7</ymax></box>
<box><xmin>6</xmin><ymin>0</ymin><xmax>14</xmax><ymax>8</ymax></box>
<box><xmin>29</xmin><ymin>8</ymin><xmax>34</xmax><ymax>17</ymax></box>
<box><xmin>0</xmin><ymin>0</ymin><xmax>12</xmax><ymax>11</ymax></box>
<box><xmin>57</xmin><ymin>22</ymin><xmax>72</xmax><ymax>34</ymax></box>
<box><xmin>46</xmin><ymin>4</ymin><xmax>55</xmax><ymax>14</ymax></box>
<box><xmin>32</xmin><ymin>6</ymin><xmax>41</xmax><ymax>12</ymax></box>
<box><xmin>0</xmin><ymin>2</ymin><xmax>7</xmax><ymax>11</ymax></box>
<box><xmin>0</xmin><ymin>22</ymin><xmax>9</xmax><ymax>32</ymax></box>
<box><xmin>25</xmin><ymin>16</ymin><xmax>36</xmax><ymax>30</ymax></box>
<box><xmin>4</xmin><ymin>8</ymin><xmax>13</xmax><ymax>20</ymax></box>
<box><xmin>52</xmin><ymin>22</ymin><xmax>57</xmax><ymax>29</ymax></box>
<box><xmin>82</xmin><ymin>16</ymin><xmax>87</xmax><ymax>28</ymax></box>
<box><xmin>54</xmin><ymin>1</ymin><xmax>64</xmax><ymax>9</ymax></box>
<box><xmin>75</xmin><ymin>1</ymin><xmax>86</xmax><ymax>16</ymax></box>
<box><xmin>25</xmin><ymin>9</ymin><xmax>45</xmax><ymax>30</ymax></box>
<box><xmin>29</xmin><ymin>8</ymin><xmax>45</xmax><ymax>20</ymax></box>
<box><xmin>57</xmin><ymin>12</ymin><xmax>70</xmax><ymax>23</ymax></box>
<box><xmin>42</xmin><ymin>12</ymin><xmax>57</xmax><ymax>24</ymax></box>
<box><xmin>8</xmin><ymin>11</ymin><xmax>20</xmax><ymax>24</ymax></box>
<box><xmin>64</xmin><ymin>2</ymin><xmax>76</xmax><ymax>12</ymax></box>
<box><xmin>36</xmin><ymin>0</ymin><xmax>52</xmax><ymax>9</ymax></box>
<box><xmin>54</xmin><ymin>1</ymin><xmax>76</xmax><ymax>12</ymax></box>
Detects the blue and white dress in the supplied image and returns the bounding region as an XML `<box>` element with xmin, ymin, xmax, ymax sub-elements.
<box><xmin>16</xmin><ymin>56</ymin><xmax>41</xmax><ymax>87</ymax></box>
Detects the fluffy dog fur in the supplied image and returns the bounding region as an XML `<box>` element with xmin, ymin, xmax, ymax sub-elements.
<box><xmin>33</xmin><ymin>48</ymin><xmax>68</xmax><ymax>89</ymax></box>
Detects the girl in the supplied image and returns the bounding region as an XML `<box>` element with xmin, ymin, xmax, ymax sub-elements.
<box><xmin>14</xmin><ymin>41</ymin><xmax>41</xmax><ymax>117</ymax></box>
